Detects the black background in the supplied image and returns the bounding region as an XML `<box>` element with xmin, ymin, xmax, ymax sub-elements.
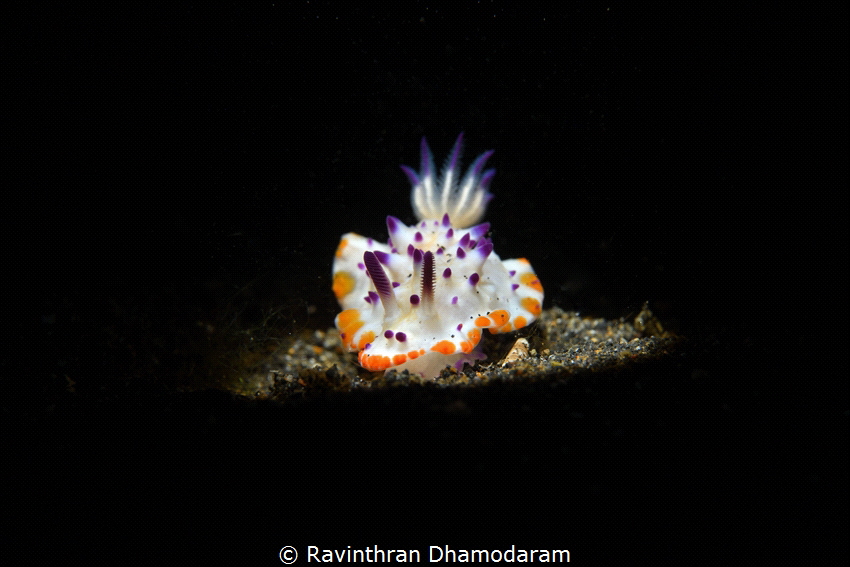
<box><xmin>4</xmin><ymin>3</ymin><xmax>846</xmax><ymax>564</ymax></box>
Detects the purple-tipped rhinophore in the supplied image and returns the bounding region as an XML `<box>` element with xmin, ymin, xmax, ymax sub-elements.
<box><xmin>373</xmin><ymin>250</ymin><xmax>391</xmax><ymax>265</ymax></box>
<box><xmin>363</xmin><ymin>251</ymin><xmax>393</xmax><ymax>300</ymax></box>
<box><xmin>421</xmin><ymin>251</ymin><xmax>435</xmax><ymax>301</ymax></box>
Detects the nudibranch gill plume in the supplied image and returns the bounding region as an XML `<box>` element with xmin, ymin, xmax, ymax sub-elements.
<box><xmin>332</xmin><ymin>133</ymin><xmax>543</xmax><ymax>379</ymax></box>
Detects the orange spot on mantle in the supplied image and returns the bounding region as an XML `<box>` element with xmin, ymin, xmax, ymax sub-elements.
<box><xmin>333</xmin><ymin>271</ymin><xmax>356</xmax><ymax>299</ymax></box>
<box><xmin>430</xmin><ymin>340</ymin><xmax>456</xmax><ymax>355</ymax></box>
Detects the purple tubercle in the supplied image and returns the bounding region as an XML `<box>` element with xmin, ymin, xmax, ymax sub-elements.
<box><xmin>469</xmin><ymin>273</ymin><xmax>480</xmax><ymax>286</ymax></box>
<box><xmin>443</xmin><ymin>268</ymin><xmax>452</xmax><ymax>278</ymax></box>
<box><xmin>456</xmin><ymin>323</ymin><xmax>463</xmax><ymax>331</ymax></box>
<box><xmin>511</xmin><ymin>284</ymin><xmax>520</xmax><ymax>291</ymax></box>
<box><xmin>413</xmin><ymin>248</ymin><xmax>423</xmax><ymax>264</ymax></box>
<box><xmin>436</xmin><ymin>248</ymin><xmax>444</xmax><ymax>255</ymax></box>
<box><xmin>446</xmin><ymin>228</ymin><xmax>454</xmax><ymax>238</ymax></box>
<box><xmin>442</xmin><ymin>213</ymin><xmax>451</xmax><ymax>227</ymax></box>
<box><xmin>509</xmin><ymin>270</ymin><xmax>516</xmax><ymax>277</ymax></box>
<box><xmin>414</xmin><ymin>231</ymin><xmax>423</xmax><ymax>242</ymax></box>
<box><xmin>363</xmin><ymin>251</ymin><xmax>393</xmax><ymax>299</ymax></box>
<box><xmin>410</xmin><ymin>294</ymin><xmax>420</xmax><ymax>305</ymax></box>
<box><xmin>392</xmin><ymin>281</ymin><xmax>400</xmax><ymax>288</ymax></box>
<box><xmin>452</xmin><ymin>296</ymin><xmax>458</xmax><ymax>304</ymax></box>
<box><xmin>457</xmin><ymin>247</ymin><xmax>466</xmax><ymax>259</ymax></box>
<box><xmin>357</xmin><ymin>262</ymin><xmax>365</xmax><ymax>271</ymax></box>
<box><xmin>471</xmin><ymin>222</ymin><xmax>490</xmax><ymax>238</ymax></box>
<box><xmin>386</xmin><ymin>216</ymin><xmax>400</xmax><ymax>234</ymax></box>
<box><xmin>368</xmin><ymin>291</ymin><xmax>379</xmax><ymax>304</ymax></box>
<box><xmin>396</xmin><ymin>332</ymin><xmax>407</xmax><ymax>342</ymax></box>
<box><xmin>477</xmin><ymin>240</ymin><xmax>493</xmax><ymax>258</ymax></box>
<box><xmin>458</xmin><ymin>233</ymin><xmax>471</xmax><ymax>248</ymax></box>
<box><xmin>367</xmin><ymin>238</ymin><xmax>374</xmax><ymax>247</ymax></box>
<box><xmin>420</xmin><ymin>221</ymin><xmax>427</xmax><ymax>228</ymax></box>
<box><xmin>373</xmin><ymin>250</ymin><xmax>391</xmax><ymax>265</ymax></box>
<box><xmin>407</xmin><ymin>244</ymin><xmax>415</xmax><ymax>256</ymax></box>
<box><xmin>384</xmin><ymin>330</ymin><xmax>394</xmax><ymax>339</ymax></box>
<box><xmin>421</xmin><ymin>251</ymin><xmax>435</xmax><ymax>301</ymax></box>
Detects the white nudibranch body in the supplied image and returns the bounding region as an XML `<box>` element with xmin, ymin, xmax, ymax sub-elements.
<box><xmin>332</xmin><ymin>134</ymin><xmax>543</xmax><ymax>379</ymax></box>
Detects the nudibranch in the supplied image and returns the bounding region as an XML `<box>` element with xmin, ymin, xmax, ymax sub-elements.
<box><xmin>332</xmin><ymin>133</ymin><xmax>543</xmax><ymax>379</ymax></box>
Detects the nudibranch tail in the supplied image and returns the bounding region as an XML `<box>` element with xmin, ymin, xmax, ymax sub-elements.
<box><xmin>406</xmin><ymin>132</ymin><xmax>495</xmax><ymax>229</ymax></box>
<box><xmin>332</xmin><ymin>134</ymin><xmax>543</xmax><ymax>379</ymax></box>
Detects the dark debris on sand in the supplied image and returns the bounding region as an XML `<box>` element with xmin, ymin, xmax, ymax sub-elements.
<box><xmin>246</xmin><ymin>303</ymin><xmax>682</xmax><ymax>401</ymax></box>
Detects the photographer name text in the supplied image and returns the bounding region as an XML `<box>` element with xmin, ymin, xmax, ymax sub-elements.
<box><xmin>304</xmin><ymin>545</ymin><xmax>569</xmax><ymax>563</ymax></box>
